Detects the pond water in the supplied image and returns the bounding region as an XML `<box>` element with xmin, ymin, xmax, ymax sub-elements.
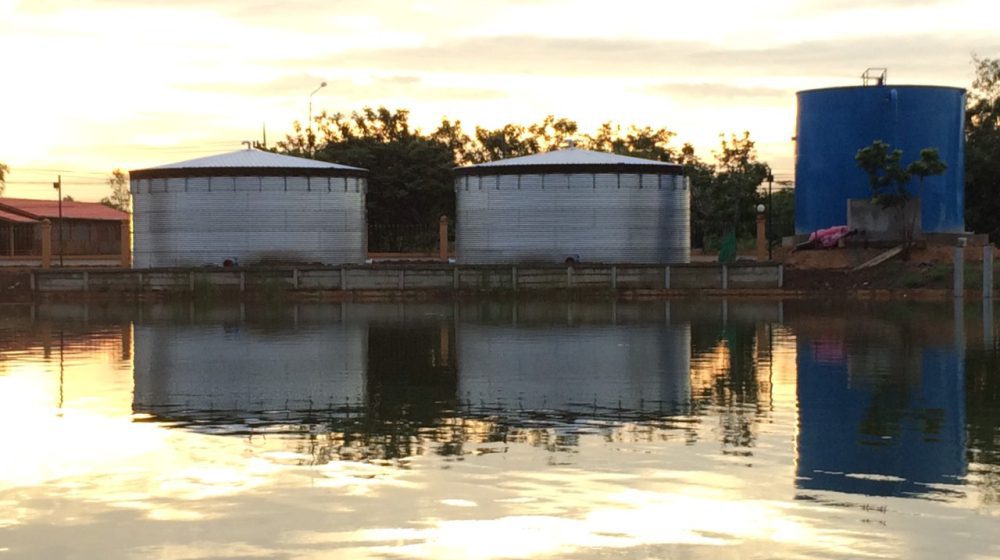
<box><xmin>0</xmin><ymin>299</ymin><xmax>997</xmax><ymax>559</ymax></box>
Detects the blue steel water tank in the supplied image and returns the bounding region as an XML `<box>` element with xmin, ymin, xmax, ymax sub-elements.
<box><xmin>795</xmin><ymin>85</ymin><xmax>965</xmax><ymax>234</ymax></box>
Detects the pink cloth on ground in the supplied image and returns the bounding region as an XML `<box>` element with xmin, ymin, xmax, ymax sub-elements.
<box><xmin>808</xmin><ymin>226</ymin><xmax>851</xmax><ymax>248</ymax></box>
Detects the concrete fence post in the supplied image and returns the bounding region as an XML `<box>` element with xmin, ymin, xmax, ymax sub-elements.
<box><xmin>954</xmin><ymin>237</ymin><xmax>967</xmax><ymax>298</ymax></box>
<box><xmin>984</xmin><ymin>245</ymin><xmax>994</xmax><ymax>300</ymax></box>
<box><xmin>664</xmin><ymin>266</ymin><xmax>671</xmax><ymax>290</ymax></box>
<box><xmin>722</xmin><ymin>265</ymin><xmax>729</xmax><ymax>290</ymax></box>
<box><xmin>439</xmin><ymin>215</ymin><xmax>449</xmax><ymax>262</ymax></box>
<box><xmin>512</xmin><ymin>266</ymin><xmax>518</xmax><ymax>291</ymax></box>
<box><xmin>41</xmin><ymin>219</ymin><xmax>52</xmax><ymax>269</ymax></box>
<box><xmin>756</xmin><ymin>213</ymin><xmax>767</xmax><ymax>262</ymax></box>
<box><xmin>120</xmin><ymin>219</ymin><xmax>131</xmax><ymax>268</ymax></box>
<box><xmin>610</xmin><ymin>265</ymin><xmax>618</xmax><ymax>290</ymax></box>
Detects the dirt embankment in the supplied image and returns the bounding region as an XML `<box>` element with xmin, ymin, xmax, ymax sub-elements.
<box><xmin>780</xmin><ymin>244</ymin><xmax>998</xmax><ymax>293</ymax></box>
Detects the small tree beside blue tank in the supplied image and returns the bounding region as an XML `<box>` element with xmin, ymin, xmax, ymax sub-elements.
<box><xmin>855</xmin><ymin>140</ymin><xmax>946</xmax><ymax>257</ymax></box>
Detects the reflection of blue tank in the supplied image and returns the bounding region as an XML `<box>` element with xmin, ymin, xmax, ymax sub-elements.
<box><xmin>795</xmin><ymin>85</ymin><xmax>966</xmax><ymax>234</ymax></box>
<box><xmin>795</xmin><ymin>341</ymin><xmax>966</xmax><ymax>498</ymax></box>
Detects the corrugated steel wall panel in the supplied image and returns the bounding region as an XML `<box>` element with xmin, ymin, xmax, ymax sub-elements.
<box><xmin>132</xmin><ymin>176</ymin><xmax>366</xmax><ymax>267</ymax></box>
<box><xmin>456</xmin><ymin>172</ymin><xmax>689</xmax><ymax>264</ymax></box>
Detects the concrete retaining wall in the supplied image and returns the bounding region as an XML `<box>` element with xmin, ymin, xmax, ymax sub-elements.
<box><xmin>29</xmin><ymin>263</ymin><xmax>783</xmax><ymax>295</ymax></box>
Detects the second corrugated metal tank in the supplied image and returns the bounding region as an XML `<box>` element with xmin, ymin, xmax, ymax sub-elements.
<box><xmin>130</xmin><ymin>148</ymin><xmax>368</xmax><ymax>267</ymax></box>
<box><xmin>454</xmin><ymin>148</ymin><xmax>690</xmax><ymax>264</ymax></box>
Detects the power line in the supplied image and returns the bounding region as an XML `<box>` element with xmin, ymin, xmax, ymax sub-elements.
<box><xmin>3</xmin><ymin>180</ymin><xmax>108</xmax><ymax>186</ymax></box>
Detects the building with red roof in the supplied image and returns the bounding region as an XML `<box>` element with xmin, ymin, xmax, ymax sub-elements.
<box><xmin>0</xmin><ymin>198</ymin><xmax>128</xmax><ymax>264</ymax></box>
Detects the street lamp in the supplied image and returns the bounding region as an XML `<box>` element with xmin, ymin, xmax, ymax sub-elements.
<box><xmin>52</xmin><ymin>175</ymin><xmax>63</xmax><ymax>267</ymax></box>
<box><xmin>765</xmin><ymin>170</ymin><xmax>774</xmax><ymax>260</ymax></box>
<box><xmin>308</xmin><ymin>81</ymin><xmax>327</xmax><ymax>154</ymax></box>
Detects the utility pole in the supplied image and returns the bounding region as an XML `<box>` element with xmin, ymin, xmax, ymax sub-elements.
<box><xmin>53</xmin><ymin>175</ymin><xmax>63</xmax><ymax>267</ymax></box>
<box><xmin>308</xmin><ymin>81</ymin><xmax>327</xmax><ymax>156</ymax></box>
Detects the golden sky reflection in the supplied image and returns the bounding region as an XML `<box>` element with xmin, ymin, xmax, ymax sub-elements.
<box><xmin>0</xmin><ymin>315</ymin><xmax>839</xmax><ymax>559</ymax></box>
<box><xmin>1</xmin><ymin>309</ymin><xmax>998</xmax><ymax>558</ymax></box>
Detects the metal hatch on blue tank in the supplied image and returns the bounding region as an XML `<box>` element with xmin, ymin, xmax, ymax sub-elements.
<box><xmin>129</xmin><ymin>147</ymin><xmax>369</xmax><ymax>267</ymax></box>
<box><xmin>454</xmin><ymin>147</ymin><xmax>690</xmax><ymax>264</ymax></box>
<box><xmin>794</xmin><ymin>82</ymin><xmax>966</xmax><ymax>235</ymax></box>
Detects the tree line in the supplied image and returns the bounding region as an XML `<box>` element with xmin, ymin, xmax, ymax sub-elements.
<box><xmin>3</xmin><ymin>56</ymin><xmax>996</xmax><ymax>246</ymax></box>
<box><xmin>276</xmin><ymin>109</ymin><xmax>779</xmax><ymax>250</ymax></box>
<box><xmin>966</xmin><ymin>56</ymin><xmax>1000</xmax><ymax>241</ymax></box>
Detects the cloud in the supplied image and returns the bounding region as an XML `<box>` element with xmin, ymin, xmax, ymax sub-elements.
<box><xmin>795</xmin><ymin>0</ymin><xmax>950</xmax><ymax>11</ymax></box>
<box><xmin>646</xmin><ymin>83</ymin><xmax>790</xmax><ymax>102</ymax></box>
<box><xmin>303</xmin><ymin>32</ymin><xmax>996</xmax><ymax>85</ymax></box>
<box><xmin>177</xmin><ymin>74</ymin><xmax>507</xmax><ymax>102</ymax></box>
<box><xmin>304</xmin><ymin>37</ymin><xmax>706</xmax><ymax>77</ymax></box>
<box><xmin>694</xmin><ymin>34</ymin><xmax>996</xmax><ymax>80</ymax></box>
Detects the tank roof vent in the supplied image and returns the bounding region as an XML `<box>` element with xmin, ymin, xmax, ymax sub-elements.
<box><xmin>862</xmin><ymin>68</ymin><xmax>887</xmax><ymax>86</ymax></box>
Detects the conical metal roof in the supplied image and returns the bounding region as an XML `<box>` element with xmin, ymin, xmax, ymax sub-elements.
<box><xmin>149</xmin><ymin>148</ymin><xmax>364</xmax><ymax>170</ymax></box>
<box><xmin>131</xmin><ymin>148</ymin><xmax>367</xmax><ymax>179</ymax></box>
<box><xmin>455</xmin><ymin>148</ymin><xmax>682</xmax><ymax>176</ymax></box>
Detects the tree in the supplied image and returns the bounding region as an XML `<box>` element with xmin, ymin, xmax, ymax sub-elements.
<box><xmin>469</xmin><ymin>115</ymin><xmax>581</xmax><ymax>162</ymax></box>
<box><xmin>276</xmin><ymin>107</ymin><xmax>776</xmax><ymax>253</ymax></box>
<box><xmin>429</xmin><ymin>118</ymin><xmax>476</xmax><ymax>166</ymax></box>
<box><xmin>278</xmin><ymin>107</ymin><xmax>456</xmax><ymax>251</ymax></box>
<box><xmin>0</xmin><ymin>162</ymin><xmax>8</xmax><ymax>196</ymax></box>
<box><xmin>583</xmin><ymin>122</ymin><xmax>677</xmax><ymax>161</ymax></box>
<box><xmin>99</xmin><ymin>169</ymin><xmax>130</xmax><ymax>212</ymax></box>
<box><xmin>680</xmin><ymin>132</ymin><xmax>772</xmax><ymax>251</ymax></box>
<box><xmin>855</xmin><ymin>140</ymin><xmax>946</xmax><ymax>256</ymax></box>
<box><xmin>856</xmin><ymin>140</ymin><xmax>911</xmax><ymax>209</ymax></box>
<box><xmin>471</xmin><ymin>123</ymin><xmax>540</xmax><ymax>162</ymax></box>
<box><xmin>527</xmin><ymin>115</ymin><xmax>578</xmax><ymax>153</ymax></box>
<box><xmin>966</xmin><ymin>56</ymin><xmax>1000</xmax><ymax>241</ymax></box>
<box><xmin>906</xmin><ymin>148</ymin><xmax>947</xmax><ymax>200</ymax></box>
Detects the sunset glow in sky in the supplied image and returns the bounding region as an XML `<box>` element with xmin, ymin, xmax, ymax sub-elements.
<box><xmin>1</xmin><ymin>0</ymin><xmax>997</xmax><ymax>200</ymax></box>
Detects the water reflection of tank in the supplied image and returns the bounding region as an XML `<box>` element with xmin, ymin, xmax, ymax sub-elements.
<box><xmin>457</xmin><ymin>319</ymin><xmax>692</xmax><ymax>416</ymax></box>
<box><xmin>133</xmin><ymin>322</ymin><xmax>367</xmax><ymax>418</ymax></box>
<box><xmin>795</xmin><ymin>339</ymin><xmax>966</xmax><ymax>497</ymax></box>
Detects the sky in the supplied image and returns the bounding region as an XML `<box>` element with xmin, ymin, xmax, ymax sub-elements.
<box><xmin>0</xmin><ymin>0</ymin><xmax>997</xmax><ymax>201</ymax></box>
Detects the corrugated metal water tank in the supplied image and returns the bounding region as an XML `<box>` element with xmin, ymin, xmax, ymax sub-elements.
<box><xmin>130</xmin><ymin>148</ymin><xmax>368</xmax><ymax>267</ymax></box>
<box><xmin>795</xmin><ymin>85</ymin><xmax>966</xmax><ymax>234</ymax></box>
<box><xmin>454</xmin><ymin>148</ymin><xmax>689</xmax><ymax>264</ymax></box>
